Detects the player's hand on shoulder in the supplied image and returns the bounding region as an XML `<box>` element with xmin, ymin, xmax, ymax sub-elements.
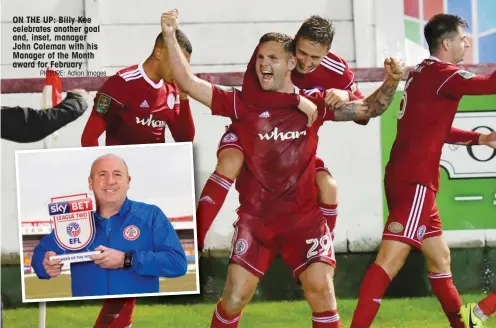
<box><xmin>384</xmin><ymin>57</ymin><xmax>406</xmax><ymax>80</ymax></box>
<box><xmin>324</xmin><ymin>88</ymin><xmax>349</xmax><ymax>109</ymax></box>
<box><xmin>161</xmin><ymin>9</ymin><xmax>179</xmax><ymax>37</ymax></box>
<box><xmin>297</xmin><ymin>96</ymin><xmax>318</xmax><ymax>127</ymax></box>
<box><xmin>43</xmin><ymin>251</ymin><xmax>63</xmax><ymax>278</ymax></box>
<box><xmin>480</xmin><ymin>131</ymin><xmax>496</xmax><ymax>148</ymax></box>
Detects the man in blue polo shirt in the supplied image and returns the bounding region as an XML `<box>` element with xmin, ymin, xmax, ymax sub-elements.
<box><xmin>32</xmin><ymin>154</ymin><xmax>188</xmax><ymax>299</ymax></box>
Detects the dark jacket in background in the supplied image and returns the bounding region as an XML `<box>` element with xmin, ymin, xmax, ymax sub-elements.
<box><xmin>1</xmin><ymin>92</ymin><xmax>88</xmax><ymax>143</ymax></box>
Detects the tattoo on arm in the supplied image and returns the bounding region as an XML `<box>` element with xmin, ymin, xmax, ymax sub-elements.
<box><xmin>333</xmin><ymin>102</ymin><xmax>359</xmax><ymax>121</ymax></box>
<box><xmin>333</xmin><ymin>79</ymin><xmax>399</xmax><ymax>121</ymax></box>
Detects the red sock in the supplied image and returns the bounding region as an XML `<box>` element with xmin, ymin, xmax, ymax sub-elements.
<box><xmin>211</xmin><ymin>299</ymin><xmax>241</xmax><ymax>328</ymax></box>
<box><xmin>197</xmin><ymin>171</ymin><xmax>233</xmax><ymax>249</ymax></box>
<box><xmin>312</xmin><ymin>310</ymin><xmax>341</xmax><ymax>327</ymax></box>
<box><xmin>478</xmin><ymin>291</ymin><xmax>496</xmax><ymax>317</ymax></box>
<box><xmin>319</xmin><ymin>203</ymin><xmax>337</xmax><ymax>239</ymax></box>
<box><xmin>350</xmin><ymin>263</ymin><xmax>391</xmax><ymax>328</ymax></box>
<box><xmin>110</xmin><ymin>298</ymin><xmax>136</xmax><ymax>328</ymax></box>
<box><xmin>428</xmin><ymin>272</ymin><xmax>464</xmax><ymax>328</ymax></box>
<box><xmin>94</xmin><ymin>298</ymin><xmax>135</xmax><ymax>327</ymax></box>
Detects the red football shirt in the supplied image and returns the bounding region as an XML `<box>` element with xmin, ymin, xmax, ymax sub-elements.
<box><xmin>81</xmin><ymin>64</ymin><xmax>194</xmax><ymax>146</ymax></box>
<box><xmin>385</xmin><ymin>57</ymin><xmax>496</xmax><ymax>191</ymax></box>
<box><xmin>240</xmin><ymin>45</ymin><xmax>366</xmax><ymax>127</ymax></box>
<box><xmin>210</xmin><ymin>84</ymin><xmax>334</xmax><ymax>231</ymax></box>
<box><xmin>240</xmin><ymin>46</ymin><xmax>364</xmax><ymax>109</ymax></box>
<box><xmin>292</xmin><ymin>51</ymin><xmax>363</xmax><ymax>100</ymax></box>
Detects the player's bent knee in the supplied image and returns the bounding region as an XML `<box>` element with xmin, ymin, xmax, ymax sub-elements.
<box><xmin>223</xmin><ymin>292</ymin><xmax>251</xmax><ymax>314</ymax></box>
<box><xmin>222</xmin><ymin>265</ymin><xmax>259</xmax><ymax>315</ymax></box>
<box><xmin>375</xmin><ymin>241</ymin><xmax>411</xmax><ymax>278</ymax></box>
<box><xmin>427</xmin><ymin>251</ymin><xmax>451</xmax><ymax>273</ymax></box>
<box><xmin>316</xmin><ymin>172</ymin><xmax>338</xmax><ymax>204</ymax></box>
<box><xmin>216</xmin><ymin>148</ymin><xmax>244</xmax><ymax>180</ymax></box>
<box><xmin>303</xmin><ymin>278</ymin><xmax>334</xmax><ymax>298</ymax></box>
<box><xmin>303</xmin><ymin>280</ymin><xmax>336</xmax><ymax>311</ymax></box>
<box><xmin>300</xmin><ymin>263</ymin><xmax>336</xmax><ymax>311</ymax></box>
<box><xmin>422</xmin><ymin>237</ymin><xmax>452</xmax><ymax>273</ymax></box>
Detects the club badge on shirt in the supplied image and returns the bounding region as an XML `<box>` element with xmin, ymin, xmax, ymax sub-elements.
<box><xmin>123</xmin><ymin>225</ymin><xmax>140</xmax><ymax>241</ymax></box>
<box><xmin>222</xmin><ymin>133</ymin><xmax>238</xmax><ymax>143</ymax></box>
<box><xmin>234</xmin><ymin>239</ymin><xmax>248</xmax><ymax>256</ymax></box>
<box><xmin>417</xmin><ymin>225</ymin><xmax>426</xmax><ymax>239</ymax></box>
<box><xmin>167</xmin><ymin>94</ymin><xmax>176</xmax><ymax>109</ymax></box>
<box><xmin>96</xmin><ymin>94</ymin><xmax>111</xmax><ymax>114</ymax></box>
<box><xmin>387</xmin><ymin>222</ymin><xmax>404</xmax><ymax>233</ymax></box>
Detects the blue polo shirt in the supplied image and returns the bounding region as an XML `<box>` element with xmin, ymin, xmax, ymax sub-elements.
<box><xmin>31</xmin><ymin>198</ymin><xmax>188</xmax><ymax>297</ymax></box>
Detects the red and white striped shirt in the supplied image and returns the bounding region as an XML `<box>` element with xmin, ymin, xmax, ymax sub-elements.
<box><xmin>81</xmin><ymin>63</ymin><xmax>194</xmax><ymax>146</ymax></box>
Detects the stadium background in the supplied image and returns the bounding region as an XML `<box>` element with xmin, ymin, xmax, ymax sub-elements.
<box><xmin>1</xmin><ymin>0</ymin><xmax>495</xmax><ymax>326</ymax></box>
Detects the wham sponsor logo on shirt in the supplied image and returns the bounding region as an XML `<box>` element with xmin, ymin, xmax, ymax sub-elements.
<box><xmin>258</xmin><ymin>127</ymin><xmax>307</xmax><ymax>141</ymax></box>
<box><xmin>136</xmin><ymin>114</ymin><xmax>166</xmax><ymax>128</ymax></box>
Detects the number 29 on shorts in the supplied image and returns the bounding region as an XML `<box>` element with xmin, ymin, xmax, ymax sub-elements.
<box><xmin>306</xmin><ymin>235</ymin><xmax>331</xmax><ymax>259</ymax></box>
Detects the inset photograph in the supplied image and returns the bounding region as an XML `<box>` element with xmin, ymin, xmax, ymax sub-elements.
<box><xmin>16</xmin><ymin>143</ymin><xmax>199</xmax><ymax>302</ymax></box>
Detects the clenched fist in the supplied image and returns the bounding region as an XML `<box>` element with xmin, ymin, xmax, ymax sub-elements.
<box><xmin>161</xmin><ymin>9</ymin><xmax>179</xmax><ymax>37</ymax></box>
<box><xmin>384</xmin><ymin>57</ymin><xmax>407</xmax><ymax>80</ymax></box>
<box><xmin>325</xmin><ymin>88</ymin><xmax>350</xmax><ymax>109</ymax></box>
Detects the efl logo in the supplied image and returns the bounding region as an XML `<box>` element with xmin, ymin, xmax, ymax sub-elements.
<box><xmin>66</xmin><ymin>222</ymin><xmax>82</xmax><ymax>245</ymax></box>
<box><xmin>48</xmin><ymin>198</ymin><xmax>93</xmax><ymax>215</ymax></box>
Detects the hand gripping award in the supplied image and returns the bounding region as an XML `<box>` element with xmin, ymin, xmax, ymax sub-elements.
<box><xmin>47</xmin><ymin>193</ymin><xmax>101</xmax><ymax>263</ymax></box>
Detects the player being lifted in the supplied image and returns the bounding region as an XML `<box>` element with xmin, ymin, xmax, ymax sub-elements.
<box><xmin>161</xmin><ymin>9</ymin><xmax>405</xmax><ymax>328</ymax></box>
<box><xmin>196</xmin><ymin>15</ymin><xmax>367</xmax><ymax>250</ymax></box>
<box><xmin>350</xmin><ymin>13</ymin><xmax>496</xmax><ymax>328</ymax></box>
<box><xmin>81</xmin><ymin>30</ymin><xmax>196</xmax><ymax>328</ymax></box>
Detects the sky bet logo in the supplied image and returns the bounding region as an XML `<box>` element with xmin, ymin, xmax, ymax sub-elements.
<box><xmin>48</xmin><ymin>198</ymin><xmax>93</xmax><ymax>215</ymax></box>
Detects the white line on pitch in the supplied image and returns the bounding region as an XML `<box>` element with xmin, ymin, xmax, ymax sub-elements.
<box><xmin>454</xmin><ymin>196</ymin><xmax>483</xmax><ymax>201</ymax></box>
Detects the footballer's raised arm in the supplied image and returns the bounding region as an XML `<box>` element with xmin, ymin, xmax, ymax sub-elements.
<box><xmin>438</xmin><ymin>68</ymin><xmax>496</xmax><ymax>99</ymax></box>
<box><xmin>161</xmin><ymin>10</ymin><xmax>214</xmax><ymax>108</ymax></box>
<box><xmin>332</xmin><ymin>57</ymin><xmax>405</xmax><ymax>121</ymax></box>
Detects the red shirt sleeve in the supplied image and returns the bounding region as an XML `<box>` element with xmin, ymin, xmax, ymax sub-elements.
<box><xmin>328</xmin><ymin>60</ymin><xmax>369</xmax><ymax>125</ymax></box>
<box><xmin>438</xmin><ymin>67</ymin><xmax>496</xmax><ymax>99</ymax></box>
<box><xmin>343</xmin><ymin>63</ymin><xmax>364</xmax><ymax>101</ymax></box>
<box><xmin>211</xmin><ymin>85</ymin><xmax>241</xmax><ymax>119</ymax></box>
<box><xmin>341</xmin><ymin>63</ymin><xmax>369</xmax><ymax>125</ymax></box>
<box><xmin>81</xmin><ymin>75</ymin><xmax>126</xmax><ymax>147</ymax></box>
<box><xmin>445</xmin><ymin>126</ymin><xmax>481</xmax><ymax>145</ymax></box>
<box><xmin>348</xmin><ymin>90</ymin><xmax>362</xmax><ymax>101</ymax></box>
<box><xmin>168</xmin><ymin>99</ymin><xmax>195</xmax><ymax>142</ymax></box>
<box><xmin>304</xmin><ymin>91</ymin><xmax>335</xmax><ymax>122</ymax></box>
<box><xmin>81</xmin><ymin>115</ymin><xmax>106</xmax><ymax>146</ymax></box>
<box><xmin>241</xmin><ymin>45</ymin><xmax>300</xmax><ymax>108</ymax></box>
